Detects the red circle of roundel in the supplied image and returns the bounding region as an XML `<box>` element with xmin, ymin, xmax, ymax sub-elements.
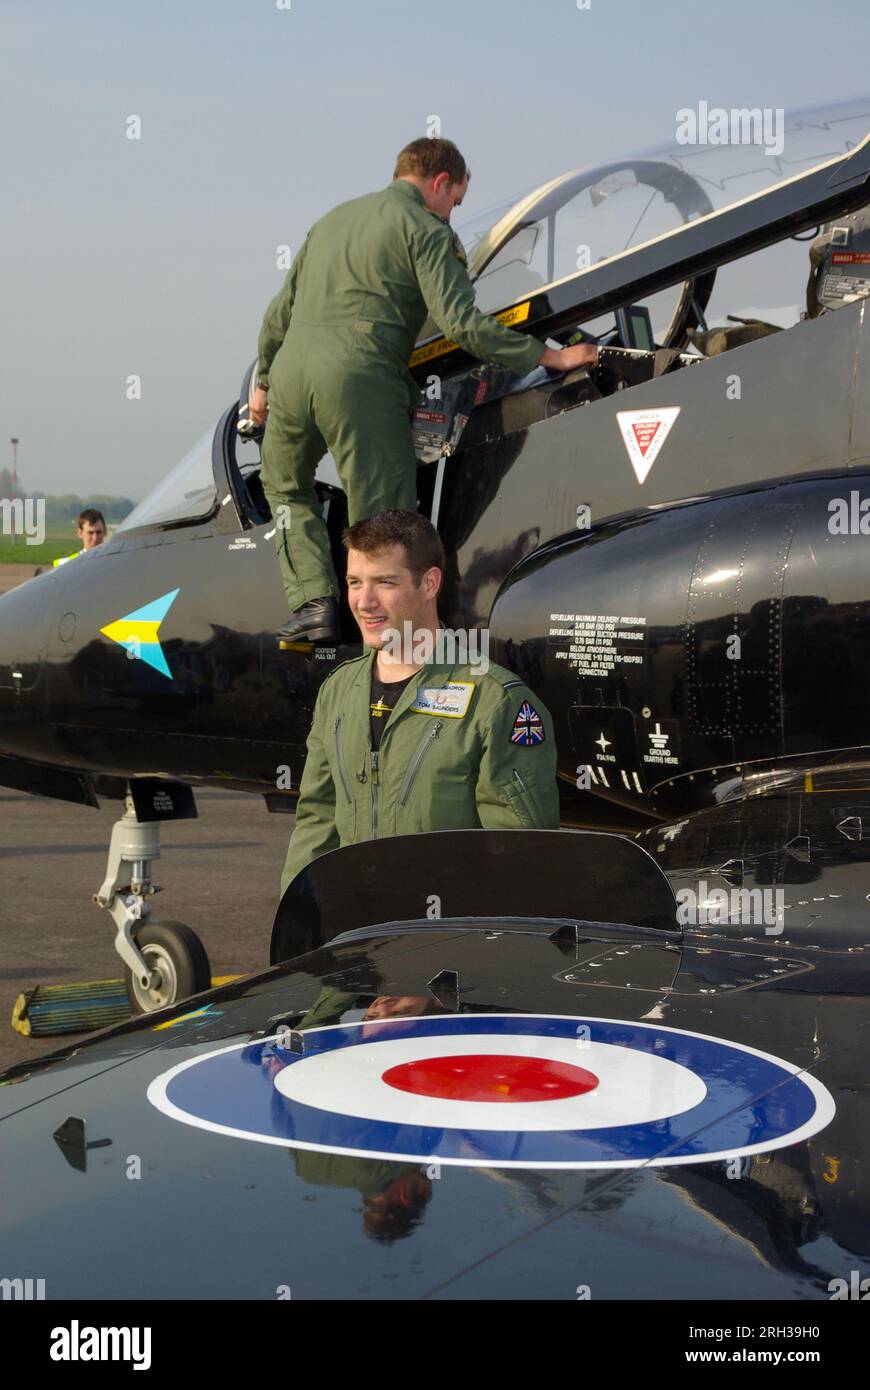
<box><xmin>381</xmin><ymin>1053</ymin><xmax>599</xmax><ymax>1103</ymax></box>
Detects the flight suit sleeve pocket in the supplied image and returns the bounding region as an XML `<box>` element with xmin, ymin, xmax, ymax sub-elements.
<box><xmin>507</xmin><ymin>769</ymin><xmax>541</xmax><ymax>829</ymax></box>
<box><xmin>494</xmin><ymin>772</ymin><xmax>536</xmax><ymax>822</ymax></box>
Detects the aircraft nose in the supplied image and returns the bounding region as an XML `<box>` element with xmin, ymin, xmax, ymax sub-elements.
<box><xmin>0</xmin><ymin>572</ymin><xmax>54</xmax><ymax>752</ymax></box>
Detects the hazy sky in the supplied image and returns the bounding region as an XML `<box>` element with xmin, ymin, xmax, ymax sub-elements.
<box><xmin>3</xmin><ymin>0</ymin><xmax>870</xmax><ymax>500</ymax></box>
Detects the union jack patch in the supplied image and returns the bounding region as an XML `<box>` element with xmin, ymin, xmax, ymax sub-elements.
<box><xmin>510</xmin><ymin>701</ymin><xmax>545</xmax><ymax>746</ymax></box>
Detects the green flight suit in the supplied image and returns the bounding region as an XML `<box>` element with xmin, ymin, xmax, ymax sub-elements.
<box><xmin>257</xmin><ymin>179</ymin><xmax>547</xmax><ymax>613</ymax></box>
<box><xmin>280</xmin><ymin>648</ymin><xmax>558</xmax><ymax>897</ymax></box>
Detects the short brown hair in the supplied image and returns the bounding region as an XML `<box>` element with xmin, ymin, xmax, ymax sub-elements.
<box><xmin>394</xmin><ymin>138</ymin><xmax>469</xmax><ymax>186</ymax></box>
<box><xmin>342</xmin><ymin>509</ymin><xmax>445</xmax><ymax>584</ymax></box>
<box><xmin>78</xmin><ymin>508</ymin><xmax>105</xmax><ymax>528</ymax></box>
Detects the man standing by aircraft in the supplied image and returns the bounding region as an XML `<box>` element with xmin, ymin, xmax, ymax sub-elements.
<box><xmin>279</xmin><ymin>509</ymin><xmax>558</xmax><ymax>897</ymax></box>
<box><xmin>251</xmin><ymin>137</ymin><xmax>598</xmax><ymax>644</ymax></box>
<box><xmin>52</xmin><ymin>508</ymin><xmax>108</xmax><ymax>567</ymax></box>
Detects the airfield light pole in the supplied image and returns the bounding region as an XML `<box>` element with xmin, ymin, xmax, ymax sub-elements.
<box><xmin>9</xmin><ymin>436</ymin><xmax>19</xmax><ymax>546</ymax></box>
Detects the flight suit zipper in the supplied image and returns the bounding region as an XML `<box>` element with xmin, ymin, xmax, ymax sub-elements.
<box><xmin>398</xmin><ymin>720</ymin><xmax>444</xmax><ymax>806</ymax></box>
<box><xmin>333</xmin><ymin>715</ymin><xmax>353</xmax><ymax>804</ymax></box>
<box><xmin>371</xmin><ymin>749</ymin><xmax>379</xmax><ymax>839</ymax></box>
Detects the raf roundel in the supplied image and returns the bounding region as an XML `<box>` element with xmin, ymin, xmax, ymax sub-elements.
<box><xmin>147</xmin><ymin>1013</ymin><xmax>835</xmax><ymax>1170</ymax></box>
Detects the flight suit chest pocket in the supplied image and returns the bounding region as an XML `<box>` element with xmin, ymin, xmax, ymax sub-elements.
<box><xmin>398</xmin><ymin>720</ymin><xmax>444</xmax><ymax>806</ymax></box>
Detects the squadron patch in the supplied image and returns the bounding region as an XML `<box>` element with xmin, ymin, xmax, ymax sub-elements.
<box><xmin>410</xmin><ymin>682</ymin><xmax>475</xmax><ymax>718</ymax></box>
<box><xmin>146</xmin><ymin>1013</ymin><xmax>835</xmax><ymax>1169</ymax></box>
<box><xmin>511</xmin><ymin>700</ymin><xmax>545</xmax><ymax>745</ymax></box>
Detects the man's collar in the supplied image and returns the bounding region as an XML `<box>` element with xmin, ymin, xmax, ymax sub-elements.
<box><xmin>389</xmin><ymin>178</ymin><xmax>426</xmax><ymax>208</ymax></box>
<box><xmin>355</xmin><ymin>628</ymin><xmax>462</xmax><ymax>685</ymax></box>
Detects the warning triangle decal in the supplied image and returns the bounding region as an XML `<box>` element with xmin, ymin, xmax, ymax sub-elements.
<box><xmin>616</xmin><ymin>406</ymin><xmax>681</xmax><ymax>484</ymax></box>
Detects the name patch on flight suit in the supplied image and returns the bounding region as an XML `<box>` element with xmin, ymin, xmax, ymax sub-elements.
<box><xmin>410</xmin><ymin>682</ymin><xmax>475</xmax><ymax>718</ymax></box>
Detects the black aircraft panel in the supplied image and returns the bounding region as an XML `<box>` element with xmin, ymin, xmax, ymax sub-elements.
<box><xmin>0</xmin><ymin>826</ymin><xmax>866</xmax><ymax>1300</ymax></box>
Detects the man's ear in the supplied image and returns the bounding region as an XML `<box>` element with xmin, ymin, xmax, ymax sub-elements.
<box><xmin>424</xmin><ymin>566</ymin><xmax>443</xmax><ymax>601</ymax></box>
<box><xmin>432</xmin><ymin>171</ymin><xmax>450</xmax><ymax>196</ymax></box>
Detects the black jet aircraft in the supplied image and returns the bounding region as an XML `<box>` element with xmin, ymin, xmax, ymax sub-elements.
<box><xmin>3</xmin><ymin>99</ymin><xmax>870</xmax><ymax>1012</ymax></box>
<box><xmin>0</xmin><ymin>827</ymin><xmax>866</xmax><ymax>1301</ymax></box>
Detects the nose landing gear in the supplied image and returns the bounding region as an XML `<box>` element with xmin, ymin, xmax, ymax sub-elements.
<box><xmin>95</xmin><ymin>788</ymin><xmax>211</xmax><ymax>1014</ymax></box>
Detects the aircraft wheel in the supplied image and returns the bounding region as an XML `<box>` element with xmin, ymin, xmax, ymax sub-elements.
<box><xmin>124</xmin><ymin>921</ymin><xmax>211</xmax><ymax>1015</ymax></box>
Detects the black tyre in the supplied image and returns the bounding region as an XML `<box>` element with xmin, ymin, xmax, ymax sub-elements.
<box><xmin>124</xmin><ymin>920</ymin><xmax>211</xmax><ymax>1015</ymax></box>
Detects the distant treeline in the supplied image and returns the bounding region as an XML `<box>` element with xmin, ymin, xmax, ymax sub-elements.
<box><xmin>0</xmin><ymin>470</ymin><xmax>135</xmax><ymax>522</ymax></box>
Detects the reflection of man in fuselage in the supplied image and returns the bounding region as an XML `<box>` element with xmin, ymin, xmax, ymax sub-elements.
<box><xmin>296</xmin><ymin>992</ymin><xmax>440</xmax><ymax>1240</ymax></box>
<box><xmin>260</xmin><ymin>992</ymin><xmax>444</xmax><ymax>1240</ymax></box>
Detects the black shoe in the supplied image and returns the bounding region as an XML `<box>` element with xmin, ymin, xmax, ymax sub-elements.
<box><xmin>277</xmin><ymin>596</ymin><xmax>340</xmax><ymax>645</ymax></box>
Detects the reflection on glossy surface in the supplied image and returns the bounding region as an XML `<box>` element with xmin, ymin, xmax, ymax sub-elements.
<box><xmin>1</xmin><ymin>895</ymin><xmax>868</xmax><ymax>1296</ymax></box>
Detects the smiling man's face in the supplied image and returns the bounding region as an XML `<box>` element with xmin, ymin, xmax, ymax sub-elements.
<box><xmin>345</xmin><ymin>543</ymin><xmax>439</xmax><ymax>652</ymax></box>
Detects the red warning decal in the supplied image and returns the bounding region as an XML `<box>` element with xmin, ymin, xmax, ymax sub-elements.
<box><xmin>632</xmin><ymin>420</ymin><xmax>661</xmax><ymax>453</ymax></box>
<box><xmin>616</xmin><ymin>407</ymin><xmax>681</xmax><ymax>484</ymax></box>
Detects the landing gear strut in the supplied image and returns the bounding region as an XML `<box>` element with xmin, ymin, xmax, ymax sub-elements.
<box><xmin>94</xmin><ymin>791</ymin><xmax>211</xmax><ymax>1014</ymax></box>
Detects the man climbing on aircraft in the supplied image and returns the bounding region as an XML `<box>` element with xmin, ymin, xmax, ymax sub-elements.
<box><xmin>279</xmin><ymin>509</ymin><xmax>558</xmax><ymax>898</ymax></box>
<box><xmin>251</xmin><ymin>137</ymin><xmax>598</xmax><ymax>644</ymax></box>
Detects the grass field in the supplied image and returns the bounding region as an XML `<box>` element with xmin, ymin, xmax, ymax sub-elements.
<box><xmin>0</xmin><ymin>526</ymin><xmax>118</xmax><ymax>567</ymax></box>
